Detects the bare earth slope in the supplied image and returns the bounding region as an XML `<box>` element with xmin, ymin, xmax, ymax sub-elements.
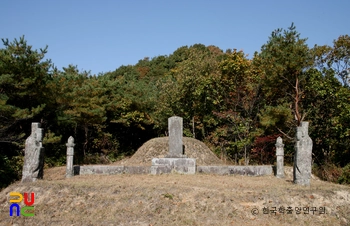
<box><xmin>1</xmin><ymin>166</ymin><xmax>349</xmax><ymax>226</ymax></box>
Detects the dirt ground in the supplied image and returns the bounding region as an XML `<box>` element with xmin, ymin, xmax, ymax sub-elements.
<box><xmin>0</xmin><ymin>166</ymin><xmax>349</xmax><ymax>226</ymax></box>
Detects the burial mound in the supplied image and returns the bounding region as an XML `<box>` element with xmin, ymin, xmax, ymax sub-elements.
<box><xmin>123</xmin><ymin>137</ymin><xmax>224</xmax><ymax>166</ymax></box>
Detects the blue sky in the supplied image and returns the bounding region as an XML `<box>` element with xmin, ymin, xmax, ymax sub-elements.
<box><xmin>1</xmin><ymin>0</ymin><xmax>349</xmax><ymax>75</ymax></box>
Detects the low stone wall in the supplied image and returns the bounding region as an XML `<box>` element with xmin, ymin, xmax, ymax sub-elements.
<box><xmin>197</xmin><ymin>165</ymin><xmax>273</xmax><ymax>176</ymax></box>
<box><xmin>74</xmin><ymin>165</ymin><xmax>150</xmax><ymax>175</ymax></box>
<box><xmin>73</xmin><ymin>165</ymin><xmax>273</xmax><ymax>176</ymax></box>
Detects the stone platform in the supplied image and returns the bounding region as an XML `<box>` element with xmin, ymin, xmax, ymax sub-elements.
<box><xmin>73</xmin><ymin>164</ymin><xmax>273</xmax><ymax>176</ymax></box>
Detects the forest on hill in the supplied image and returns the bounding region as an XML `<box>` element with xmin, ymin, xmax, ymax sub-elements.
<box><xmin>1</xmin><ymin>24</ymin><xmax>349</xmax><ymax>188</ymax></box>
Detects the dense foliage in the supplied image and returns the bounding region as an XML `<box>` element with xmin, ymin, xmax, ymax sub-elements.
<box><xmin>1</xmin><ymin>25</ymin><xmax>349</xmax><ymax>188</ymax></box>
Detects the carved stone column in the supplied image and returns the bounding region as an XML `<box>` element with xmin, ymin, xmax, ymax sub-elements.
<box><xmin>66</xmin><ymin>136</ymin><xmax>75</xmax><ymax>178</ymax></box>
<box><xmin>21</xmin><ymin>123</ymin><xmax>45</xmax><ymax>183</ymax></box>
<box><xmin>275</xmin><ymin>136</ymin><xmax>285</xmax><ymax>178</ymax></box>
<box><xmin>293</xmin><ymin>122</ymin><xmax>313</xmax><ymax>186</ymax></box>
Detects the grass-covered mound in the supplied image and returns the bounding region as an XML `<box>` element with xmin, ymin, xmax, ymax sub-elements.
<box><xmin>122</xmin><ymin>137</ymin><xmax>224</xmax><ymax>166</ymax></box>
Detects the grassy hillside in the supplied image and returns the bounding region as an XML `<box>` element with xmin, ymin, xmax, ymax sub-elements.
<box><xmin>0</xmin><ymin>167</ymin><xmax>349</xmax><ymax>226</ymax></box>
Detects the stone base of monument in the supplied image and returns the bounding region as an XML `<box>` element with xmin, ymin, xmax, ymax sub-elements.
<box><xmin>151</xmin><ymin>158</ymin><xmax>196</xmax><ymax>175</ymax></box>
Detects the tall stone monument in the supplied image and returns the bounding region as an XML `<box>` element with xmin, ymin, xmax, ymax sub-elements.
<box><xmin>275</xmin><ymin>136</ymin><xmax>285</xmax><ymax>178</ymax></box>
<box><xmin>21</xmin><ymin>123</ymin><xmax>45</xmax><ymax>183</ymax></box>
<box><xmin>66</xmin><ymin>136</ymin><xmax>75</xmax><ymax>178</ymax></box>
<box><xmin>151</xmin><ymin>116</ymin><xmax>196</xmax><ymax>174</ymax></box>
<box><xmin>293</xmin><ymin>121</ymin><xmax>313</xmax><ymax>186</ymax></box>
<box><xmin>167</xmin><ymin>116</ymin><xmax>186</xmax><ymax>158</ymax></box>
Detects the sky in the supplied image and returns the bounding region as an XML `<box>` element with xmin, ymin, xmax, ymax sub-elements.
<box><xmin>1</xmin><ymin>0</ymin><xmax>349</xmax><ymax>75</ymax></box>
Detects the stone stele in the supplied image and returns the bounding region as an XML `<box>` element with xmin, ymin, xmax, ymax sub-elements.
<box><xmin>167</xmin><ymin>116</ymin><xmax>186</xmax><ymax>158</ymax></box>
<box><xmin>21</xmin><ymin>123</ymin><xmax>45</xmax><ymax>183</ymax></box>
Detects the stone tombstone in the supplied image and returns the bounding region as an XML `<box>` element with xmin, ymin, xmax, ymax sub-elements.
<box><xmin>293</xmin><ymin>121</ymin><xmax>313</xmax><ymax>186</ymax></box>
<box><xmin>151</xmin><ymin>116</ymin><xmax>196</xmax><ymax>174</ymax></box>
<box><xmin>167</xmin><ymin>116</ymin><xmax>186</xmax><ymax>158</ymax></box>
<box><xmin>21</xmin><ymin>123</ymin><xmax>45</xmax><ymax>183</ymax></box>
<box><xmin>66</xmin><ymin>136</ymin><xmax>75</xmax><ymax>178</ymax></box>
<box><xmin>275</xmin><ymin>136</ymin><xmax>285</xmax><ymax>178</ymax></box>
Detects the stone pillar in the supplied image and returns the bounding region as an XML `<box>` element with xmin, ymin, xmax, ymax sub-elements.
<box><xmin>275</xmin><ymin>136</ymin><xmax>284</xmax><ymax>178</ymax></box>
<box><xmin>21</xmin><ymin>123</ymin><xmax>45</xmax><ymax>183</ymax></box>
<box><xmin>167</xmin><ymin>116</ymin><xmax>185</xmax><ymax>158</ymax></box>
<box><xmin>66</xmin><ymin>136</ymin><xmax>75</xmax><ymax>178</ymax></box>
<box><xmin>293</xmin><ymin>121</ymin><xmax>313</xmax><ymax>186</ymax></box>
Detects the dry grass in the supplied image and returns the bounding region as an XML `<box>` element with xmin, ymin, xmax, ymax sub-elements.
<box><xmin>1</xmin><ymin>166</ymin><xmax>350</xmax><ymax>226</ymax></box>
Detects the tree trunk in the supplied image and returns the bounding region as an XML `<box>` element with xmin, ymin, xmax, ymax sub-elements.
<box><xmin>192</xmin><ymin>116</ymin><xmax>195</xmax><ymax>138</ymax></box>
<box><xmin>295</xmin><ymin>76</ymin><xmax>301</xmax><ymax>126</ymax></box>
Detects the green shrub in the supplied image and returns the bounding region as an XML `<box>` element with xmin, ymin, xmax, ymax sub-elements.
<box><xmin>0</xmin><ymin>154</ymin><xmax>23</xmax><ymax>189</ymax></box>
<box><xmin>338</xmin><ymin>163</ymin><xmax>350</xmax><ymax>185</ymax></box>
